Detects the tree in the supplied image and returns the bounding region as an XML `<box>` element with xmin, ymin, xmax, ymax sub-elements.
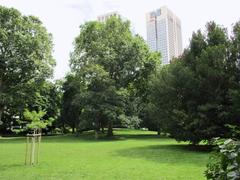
<box><xmin>60</xmin><ymin>74</ymin><xmax>84</xmax><ymax>133</ymax></box>
<box><xmin>149</xmin><ymin>21</ymin><xmax>240</xmax><ymax>144</ymax></box>
<box><xmin>23</xmin><ymin>109</ymin><xmax>53</xmax><ymax>131</ymax></box>
<box><xmin>0</xmin><ymin>6</ymin><xmax>55</xmax><ymax>129</ymax></box>
<box><xmin>79</xmin><ymin>64</ymin><xmax>124</xmax><ymax>137</ymax></box>
<box><xmin>0</xmin><ymin>80</ymin><xmax>61</xmax><ymax>134</ymax></box>
<box><xmin>69</xmin><ymin>17</ymin><xmax>159</xmax><ymax>136</ymax></box>
<box><xmin>150</xmin><ymin>62</ymin><xmax>198</xmax><ymax>140</ymax></box>
<box><xmin>22</xmin><ymin>109</ymin><xmax>53</xmax><ymax>165</ymax></box>
<box><xmin>36</xmin><ymin>81</ymin><xmax>62</xmax><ymax>134</ymax></box>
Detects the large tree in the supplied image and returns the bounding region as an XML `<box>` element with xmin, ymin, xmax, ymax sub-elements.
<box><xmin>79</xmin><ymin>64</ymin><xmax>124</xmax><ymax>137</ymax></box>
<box><xmin>60</xmin><ymin>74</ymin><xmax>84</xmax><ymax>133</ymax></box>
<box><xmin>0</xmin><ymin>6</ymin><xmax>55</xmax><ymax>129</ymax></box>
<box><xmin>69</xmin><ymin>17</ymin><xmax>159</xmax><ymax>136</ymax></box>
<box><xmin>150</xmin><ymin>21</ymin><xmax>240</xmax><ymax>144</ymax></box>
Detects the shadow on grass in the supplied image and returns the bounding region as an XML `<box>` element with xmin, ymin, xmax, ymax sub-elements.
<box><xmin>0</xmin><ymin>133</ymin><xmax>122</xmax><ymax>144</ymax></box>
<box><xmin>114</xmin><ymin>144</ymin><xmax>211</xmax><ymax>165</ymax></box>
<box><xmin>0</xmin><ymin>164</ymin><xmax>23</xmax><ymax>172</ymax></box>
<box><xmin>0</xmin><ymin>131</ymin><xmax>210</xmax><ymax>148</ymax></box>
<box><xmin>0</xmin><ymin>130</ymin><xmax>165</xmax><ymax>144</ymax></box>
<box><xmin>0</xmin><ymin>136</ymin><xmax>25</xmax><ymax>144</ymax></box>
<box><xmin>62</xmin><ymin>133</ymin><xmax>165</xmax><ymax>143</ymax></box>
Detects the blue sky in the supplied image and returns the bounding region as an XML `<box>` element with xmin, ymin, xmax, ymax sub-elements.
<box><xmin>1</xmin><ymin>0</ymin><xmax>240</xmax><ymax>79</ymax></box>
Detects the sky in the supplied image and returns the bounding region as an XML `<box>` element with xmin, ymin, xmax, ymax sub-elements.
<box><xmin>1</xmin><ymin>0</ymin><xmax>240</xmax><ymax>80</ymax></box>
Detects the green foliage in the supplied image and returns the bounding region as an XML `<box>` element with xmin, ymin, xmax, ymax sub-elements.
<box><xmin>119</xmin><ymin>114</ymin><xmax>142</xmax><ymax>129</ymax></box>
<box><xmin>78</xmin><ymin>64</ymin><xmax>123</xmax><ymax>133</ymax></box>
<box><xmin>71</xmin><ymin>17</ymin><xmax>159</xmax><ymax>89</ymax></box>
<box><xmin>60</xmin><ymin>74</ymin><xmax>83</xmax><ymax>132</ymax></box>
<box><xmin>149</xmin><ymin>21</ymin><xmax>240</xmax><ymax>143</ymax></box>
<box><xmin>225</xmin><ymin>124</ymin><xmax>240</xmax><ymax>139</ymax></box>
<box><xmin>0</xmin><ymin>6</ymin><xmax>55</xmax><ymax>133</ymax></box>
<box><xmin>64</xmin><ymin>16</ymin><xmax>159</xmax><ymax>136</ymax></box>
<box><xmin>23</xmin><ymin>109</ymin><xmax>53</xmax><ymax>130</ymax></box>
<box><xmin>205</xmin><ymin>138</ymin><xmax>240</xmax><ymax>179</ymax></box>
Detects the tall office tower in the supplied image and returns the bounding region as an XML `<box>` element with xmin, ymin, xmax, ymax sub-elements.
<box><xmin>146</xmin><ymin>6</ymin><xmax>182</xmax><ymax>64</ymax></box>
<box><xmin>97</xmin><ymin>11</ymin><xmax>121</xmax><ymax>22</ymax></box>
<box><xmin>97</xmin><ymin>12</ymin><xmax>135</xmax><ymax>35</ymax></box>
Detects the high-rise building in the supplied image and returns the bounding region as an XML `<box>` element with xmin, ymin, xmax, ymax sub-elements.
<box><xmin>97</xmin><ymin>11</ymin><xmax>121</xmax><ymax>22</ymax></box>
<box><xmin>97</xmin><ymin>12</ymin><xmax>135</xmax><ymax>35</ymax></box>
<box><xmin>146</xmin><ymin>6</ymin><xmax>182</xmax><ymax>64</ymax></box>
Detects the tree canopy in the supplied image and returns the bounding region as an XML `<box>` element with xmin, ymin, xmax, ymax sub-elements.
<box><xmin>0</xmin><ymin>6</ymin><xmax>55</xmax><ymax>133</ymax></box>
<box><xmin>63</xmin><ymin>17</ymin><xmax>159</xmax><ymax>136</ymax></box>
<box><xmin>149</xmin><ymin>21</ymin><xmax>240</xmax><ymax>144</ymax></box>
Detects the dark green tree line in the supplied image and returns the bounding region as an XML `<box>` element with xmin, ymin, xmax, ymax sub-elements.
<box><xmin>61</xmin><ymin>17</ymin><xmax>159</xmax><ymax>136</ymax></box>
<box><xmin>149</xmin><ymin>21</ymin><xmax>240</xmax><ymax>144</ymax></box>
<box><xmin>0</xmin><ymin>6</ymin><xmax>57</xmax><ymax>134</ymax></box>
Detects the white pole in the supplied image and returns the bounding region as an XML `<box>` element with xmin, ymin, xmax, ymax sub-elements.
<box><xmin>36</xmin><ymin>129</ymin><xmax>41</xmax><ymax>164</ymax></box>
<box><xmin>25</xmin><ymin>136</ymin><xmax>29</xmax><ymax>165</ymax></box>
<box><xmin>31</xmin><ymin>130</ymin><xmax>36</xmax><ymax>165</ymax></box>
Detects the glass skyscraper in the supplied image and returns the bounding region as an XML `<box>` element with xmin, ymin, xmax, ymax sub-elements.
<box><xmin>146</xmin><ymin>6</ymin><xmax>182</xmax><ymax>64</ymax></box>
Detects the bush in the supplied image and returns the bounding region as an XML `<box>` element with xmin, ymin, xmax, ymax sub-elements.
<box><xmin>205</xmin><ymin>138</ymin><xmax>240</xmax><ymax>179</ymax></box>
<box><xmin>119</xmin><ymin>114</ymin><xmax>142</xmax><ymax>129</ymax></box>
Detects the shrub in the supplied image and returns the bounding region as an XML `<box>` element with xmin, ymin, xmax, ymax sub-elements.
<box><xmin>119</xmin><ymin>114</ymin><xmax>142</xmax><ymax>129</ymax></box>
<box><xmin>205</xmin><ymin>138</ymin><xmax>240</xmax><ymax>179</ymax></box>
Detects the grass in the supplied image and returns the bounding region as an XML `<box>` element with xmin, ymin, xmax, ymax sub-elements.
<box><xmin>0</xmin><ymin>129</ymin><xmax>210</xmax><ymax>180</ymax></box>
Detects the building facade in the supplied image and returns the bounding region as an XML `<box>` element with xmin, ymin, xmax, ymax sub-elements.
<box><xmin>97</xmin><ymin>12</ymin><xmax>121</xmax><ymax>22</ymax></box>
<box><xmin>97</xmin><ymin>12</ymin><xmax>135</xmax><ymax>34</ymax></box>
<box><xmin>146</xmin><ymin>7</ymin><xmax>182</xmax><ymax>64</ymax></box>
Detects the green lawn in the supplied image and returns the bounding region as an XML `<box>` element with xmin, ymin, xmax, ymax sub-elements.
<box><xmin>0</xmin><ymin>129</ymin><xmax>210</xmax><ymax>180</ymax></box>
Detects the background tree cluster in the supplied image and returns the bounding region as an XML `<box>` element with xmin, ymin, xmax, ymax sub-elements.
<box><xmin>1</xmin><ymin>5</ymin><xmax>240</xmax><ymax>145</ymax></box>
<box><xmin>148</xmin><ymin>22</ymin><xmax>240</xmax><ymax>144</ymax></box>
<box><xmin>60</xmin><ymin>17</ymin><xmax>159</xmax><ymax>137</ymax></box>
<box><xmin>0</xmin><ymin>6</ymin><xmax>60</xmax><ymax>134</ymax></box>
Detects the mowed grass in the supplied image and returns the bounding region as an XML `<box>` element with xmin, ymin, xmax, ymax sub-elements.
<box><xmin>0</xmin><ymin>129</ymin><xmax>210</xmax><ymax>180</ymax></box>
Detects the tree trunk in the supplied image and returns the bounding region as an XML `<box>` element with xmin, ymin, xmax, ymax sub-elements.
<box><xmin>107</xmin><ymin>121</ymin><xmax>113</xmax><ymax>137</ymax></box>
<box><xmin>157</xmin><ymin>125</ymin><xmax>161</xmax><ymax>136</ymax></box>
<box><xmin>100</xmin><ymin>122</ymin><xmax>105</xmax><ymax>134</ymax></box>
<box><xmin>0</xmin><ymin>105</ymin><xmax>3</xmax><ymax>125</ymax></box>
<box><xmin>0</xmin><ymin>105</ymin><xmax>3</xmax><ymax>136</ymax></box>
<box><xmin>101</xmin><ymin>126</ymin><xmax>105</xmax><ymax>134</ymax></box>
<box><xmin>96</xmin><ymin>125</ymin><xmax>100</xmax><ymax>132</ymax></box>
<box><xmin>94</xmin><ymin>129</ymin><xmax>98</xmax><ymax>139</ymax></box>
<box><xmin>72</xmin><ymin>126</ymin><xmax>75</xmax><ymax>134</ymax></box>
<box><xmin>0</xmin><ymin>78</ymin><xmax>3</xmax><ymax>125</ymax></box>
<box><xmin>62</xmin><ymin>123</ymin><xmax>66</xmax><ymax>134</ymax></box>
